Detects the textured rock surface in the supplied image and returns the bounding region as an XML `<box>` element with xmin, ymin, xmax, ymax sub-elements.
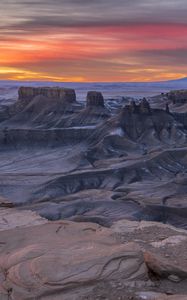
<box><xmin>59</xmin><ymin>91</ymin><xmax>110</xmax><ymax>127</ymax></box>
<box><xmin>0</xmin><ymin>217</ymin><xmax>186</xmax><ymax>299</ymax></box>
<box><xmin>135</xmin><ymin>292</ymin><xmax>187</xmax><ymax>300</ymax></box>
<box><xmin>0</xmin><ymin>220</ymin><xmax>148</xmax><ymax>300</ymax></box>
<box><xmin>0</xmin><ymin>86</ymin><xmax>187</xmax><ymax>298</ymax></box>
<box><xmin>111</xmin><ymin>219</ymin><xmax>187</xmax><ymax>297</ymax></box>
<box><xmin>0</xmin><ymin>208</ymin><xmax>47</xmax><ymax>231</ymax></box>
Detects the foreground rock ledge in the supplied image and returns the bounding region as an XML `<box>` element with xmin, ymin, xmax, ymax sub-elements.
<box><xmin>0</xmin><ymin>213</ymin><xmax>187</xmax><ymax>299</ymax></box>
<box><xmin>0</xmin><ymin>219</ymin><xmax>147</xmax><ymax>300</ymax></box>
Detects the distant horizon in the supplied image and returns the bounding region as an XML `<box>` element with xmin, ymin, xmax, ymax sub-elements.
<box><xmin>0</xmin><ymin>76</ymin><xmax>187</xmax><ymax>85</ymax></box>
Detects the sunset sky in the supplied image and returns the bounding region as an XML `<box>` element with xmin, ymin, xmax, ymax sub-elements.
<box><xmin>1</xmin><ymin>0</ymin><xmax>187</xmax><ymax>82</ymax></box>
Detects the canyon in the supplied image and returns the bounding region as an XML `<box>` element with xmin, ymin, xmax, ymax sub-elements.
<box><xmin>0</xmin><ymin>86</ymin><xmax>187</xmax><ymax>299</ymax></box>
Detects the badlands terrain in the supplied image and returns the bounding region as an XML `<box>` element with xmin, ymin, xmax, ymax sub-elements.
<box><xmin>0</xmin><ymin>84</ymin><xmax>187</xmax><ymax>299</ymax></box>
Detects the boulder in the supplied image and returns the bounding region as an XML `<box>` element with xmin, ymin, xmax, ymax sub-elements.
<box><xmin>144</xmin><ymin>251</ymin><xmax>187</xmax><ymax>279</ymax></box>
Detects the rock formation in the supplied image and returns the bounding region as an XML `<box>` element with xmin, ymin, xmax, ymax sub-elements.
<box><xmin>56</xmin><ymin>91</ymin><xmax>110</xmax><ymax>127</ymax></box>
<box><xmin>0</xmin><ymin>87</ymin><xmax>81</xmax><ymax>128</ymax></box>
<box><xmin>0</xmin><ymin>208</ymin><xmax>47</xmax><ymax>231</ymax></box>
<box><xmin>86</xmin><ymin>91</ymin><xmax>105</xmax><ymax>107</ymax></box>
<box><xmin>0</xmin><ymin>214</ymin><xmax>186</xmax><ymax>299</ymax></box>
<box><xmin>167</xmin><ymin>90</ymin><xmax>187</xmax><ymax>104</ymax></box>
<box><xmin>18</xmin><ymin>86</ymin><xmax>76</xmax><ymax>102</ymax></box>
<box><xmin>7</xmin><ymin>87</ymin><xmax>77</xmax><ymax>118</ymax></box>
<box><xmin>0</xmin><ymin>85</ymin><xmax>187</xmax><ymax>299</ymax></box>
<box><xmin>0</xmin><ymin>218</ymin><xmax>148</xmax><ymax>300</ymax></box>
<box><xmin>90</xmin><ymin>99</ymin><xmax>186</xmax><ymax>150</ymax></box>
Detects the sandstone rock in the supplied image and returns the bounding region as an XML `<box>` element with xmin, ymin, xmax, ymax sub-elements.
<box><xmin>0</xmin><ymin>208</ymin><xmax>47</xmax><ymax>231</ymax></box>
<box><xmin>111</xmin><ymin>219</ymin><xmax>187</xmax><ymax>235</ymax></box>
<box><xmin>151</xmin><ymin>235</ymin><xmax>187</xmax><ymax>248</ymax></box>
<box><xmin>0</xmin><ymin>220</ymin><xmax>148</xmax><ymax>300</ymax></box>
<box><xmin>57</xmin><ymin>91</ymin><xmax>110</xmax><ymax>127</ymax></box>
<box><xmin>144</xmin><ymin>251</ymin><xmax>187</xmax><ymax>278</ymax></box>
<box><xmin>8</xmin><ymin>87</ymin><xmax>76</xmax><ymax>117</ymax></box>
<box><xmin>86</xmin><ymin>91</ymin><xmax>105</xmax><ymax>107</ymax></box>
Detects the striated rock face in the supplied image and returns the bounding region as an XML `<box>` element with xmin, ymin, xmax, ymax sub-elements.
<box><xmin>86</xmin><ymin>91</ymin><xmax>105</xmax><ymax>107</ymax></box>
<box><xmin>0</xmin><ymin>216</ymin><xmax>187</xmax><ymax>299</ymax></box>
<box><xmin>93</xmin><ymin>97</ymin><xmax>186</xmax><ymax>146</ymax></box>
<box><xmin>8</xmin><ymin>87</ymin><xmax>77</xmax><ymax>117</ymax></box>
<box><xmin>18</xmin><ymin>86</ymin><xmax>76</xmax><ymax>102</ymax></box>
<box><xmin>58</xmin><ymin>91</ymin><xmax>110</xmax><ymax>127</ymax></box>
<box><xmin>0</xmin><ymin>220</ymin><xmax>147</xmax><ymax>300</ymax></box>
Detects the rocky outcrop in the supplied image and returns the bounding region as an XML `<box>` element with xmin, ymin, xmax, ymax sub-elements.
<box><xmin>167</xmin><ymin>90</ymin><xmax>187</xmax><ymax>104</ymax></box>
<box><xmin>0</xmin><ymin>219</ymin><xmax>148</xmax><ymax>300</ymax></box>
<box><xmin>56</xmin><ymin>91</ymin><xmax>110</xmax><ymax>127</ymax></box>
<box><xmin>111</xmin><ymin>219</ymin><xmax>187</xmax><ymax>299</ymax></box>
<box><xmin>0</xmin><ymin>216</ymin><xmax>186</xmax><ymax>299</ymax></box>
<box><xmin>0</xmin><ymin>208</ymin><xmax>47</xmax><ymax>231</ymax></box>
<box><xmin>86</xmin><ymin>91</ymin><xmax>105</xmax><ymax>107</ymax></box>
<box><xmin>91</xmin><ymin>99</ymin><xmax>186</xmax><ymax>146</ymax></box>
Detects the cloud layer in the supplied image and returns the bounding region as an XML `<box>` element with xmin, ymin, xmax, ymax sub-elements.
<box><xmin>1</xmin><ymin>0</ymin><xmax>187</xmax><ymax>81</ymax></box>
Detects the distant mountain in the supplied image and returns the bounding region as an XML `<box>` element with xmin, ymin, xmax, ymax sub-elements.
<box><xmin>0</xmin><ymin>77</ymin><xmax>187</xmax><ymax>88</ymax></box>
<box><xmin>0</xmin><ymin>77</ymin><xmax>187</xmax><ymax>101</ymax></box>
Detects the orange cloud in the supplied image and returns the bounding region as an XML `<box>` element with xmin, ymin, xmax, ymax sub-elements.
<box><xmin>1</xmin><ymin>24</ymin><xmax>187</xmax><ymax>82</ymax></box>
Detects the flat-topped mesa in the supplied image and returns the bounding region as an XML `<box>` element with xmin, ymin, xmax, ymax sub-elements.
<box><xmin>167</xmin><ymin>89</ymin><xmax>187</xmax><ymax>104</ymax></box>
<box><xmin>18</xmin><ymin>86</ymin><xmax>76</xmax><ymax>103</ymax></box>
<box><xmin>86</xmin><ymin>91</ymin><xmax>105</xmax><ymax>107</ymax></box>
<box><xmin>6</xmin><ymin>86</ymin><xmax>77</xmax><ymax>118</ymax></box>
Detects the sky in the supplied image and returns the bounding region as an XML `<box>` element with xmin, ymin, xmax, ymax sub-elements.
<box><xmin>1</xmin><ymin>0</ymin><xmax>187</xmax><ymax>82</ymax></box>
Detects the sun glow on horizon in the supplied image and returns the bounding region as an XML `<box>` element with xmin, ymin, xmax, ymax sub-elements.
<box><xmin>1</xmin><ymin>1</ymin><xmax>187</xmax><ymax>82</ymax></box>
